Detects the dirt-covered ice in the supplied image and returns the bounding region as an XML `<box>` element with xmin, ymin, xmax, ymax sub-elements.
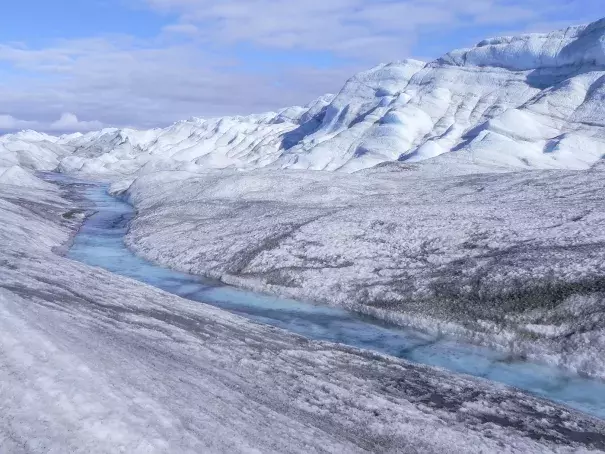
<box><xmin>122</xmin><ymin>162</ymin><xmax>605</xmax><ymax>379</ymax></box>
<box><xmin>1</xmin><ymin>172</ymin><xmax>605</xmax><ymax>453</ymax></box>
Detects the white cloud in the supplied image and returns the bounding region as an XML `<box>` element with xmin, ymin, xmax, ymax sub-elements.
<box><xmin>48</xmin><ymin>113</ymin><xmax>103</xmax><ymax>132</ymax></box>
<box><xmin>139</xmin><ymin>0</ymin><xmax>565</xmax><ymax>59</ymax></box>
<box><xmin>0</xmin><ymin>0</ymin><xmax>601</xmax><ymax>130</ymax></box>
<box><xmin>144</xmin><ymin>0</ymin><xmax>605</xmax><ymax>61</ymax></box>
<box><xmin>0</xmin><ymin>36</ymin><xmax>357</xmax><ymax>130</ymax></box>
<box><xmin>0</xmin><ymin>115</ymin><xmax>37</xmax><ymax>130</ymax></box>
<box><xmin>0</xmin><ymin>112</ymin><xmax>104</xmax><ymax>133</ymax></box>
<box><xmin>161</xmin><ymin>23</ymin><xmax>199</xmax><ymax>35</ymax></box>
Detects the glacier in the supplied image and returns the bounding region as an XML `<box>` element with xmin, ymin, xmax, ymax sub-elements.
<box><xmin>2</xmin><ymin>17</ymin><xmax>605</xmax><ymax>452</ymax></box>
<box><xmin>4</xmin><ymin>173</ymin><xmax>605</xmax><ymax>452</ymax></box>
<box><xmin>1</xmin><ymin>20</ymin><xmax>605</xmax><ymax>175</ymax></box>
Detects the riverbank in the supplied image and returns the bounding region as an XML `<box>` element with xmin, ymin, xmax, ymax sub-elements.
<box><xmin>61</xmin><ymin>174</ymin><xmax>605</xmax><ymax>419</ymax></box>
<box><xmin>0</xmin><ymin>174</ymin><xmax>604</xmax><ymax>452</ymax></box>
<box><xmin>120</xmin><ymin>166</ymin><xmax>605</xmax><ymax>380</ymax></box>
<box><xmin>1</xmin><ymin>170</ymin><xmax>602</xmax><ymax>452</ymax></box>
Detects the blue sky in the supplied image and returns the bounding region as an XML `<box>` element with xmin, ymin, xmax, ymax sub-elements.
<box><xmin>0</xmin><ymin>0</ymin><xmax>603</xmax><ymax>132</ymax></box>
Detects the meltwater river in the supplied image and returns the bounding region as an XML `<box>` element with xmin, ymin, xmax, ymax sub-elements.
<box><xmin>63</xmin><ymin>177</ymin><xmax>605</xmax><ymax>420</ymax></box>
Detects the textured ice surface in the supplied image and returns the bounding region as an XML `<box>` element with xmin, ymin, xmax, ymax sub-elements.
<box><xmin>4</xmin><ymin>175</ymin><xmax>605</xmax><ymax>452</ymax></box>
<box><xmin>2</xmin><ymin>17</ymin><xmax>605</xmax><ymax>451</ymax></box>
<box><xmin>0</xmin><ymin>165</ymin><xmax>54</xmax><ymax>189</ymax></box>
<box><xmin>122</xmin><ymin>165</ymin><xmax>605</xmax><ymax>379</ymax></box>
<box><xmin>1</xmin><ymin>19</ymin><xmax>605</xmax><ymax>175</ymax></box>
<box><xmin>68</xmin><ymin>181</ymin><xmax>605</xmax><ymax>420</ymax></box>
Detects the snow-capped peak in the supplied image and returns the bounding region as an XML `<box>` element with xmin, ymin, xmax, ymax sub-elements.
<box><xmin>439</xmin><ymin>18</ymin><xmax>605</xmax><ymax>71</ymax></box>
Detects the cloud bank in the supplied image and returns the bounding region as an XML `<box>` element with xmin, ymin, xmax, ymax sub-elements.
<box><xmin>0</xmin><ymin>113</ymin><xmax>103</xmax><ymax>134</ymax></box>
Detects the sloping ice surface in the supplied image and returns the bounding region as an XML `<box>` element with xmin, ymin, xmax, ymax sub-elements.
<box><xmin>66</xmin><ymin>180</ymin><xmax>605</xmax><ymax>420</ymax></box>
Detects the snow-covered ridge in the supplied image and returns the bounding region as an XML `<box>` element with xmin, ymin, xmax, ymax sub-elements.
<box><xmin>440</xmin><ymin>18</ymin><xmax>605</xmax><ymax>71</ymax></box>
<box><xmin>2</xmin><ymin>18</ymin><xmax>605</xmax><ymax>175</ymax></box>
